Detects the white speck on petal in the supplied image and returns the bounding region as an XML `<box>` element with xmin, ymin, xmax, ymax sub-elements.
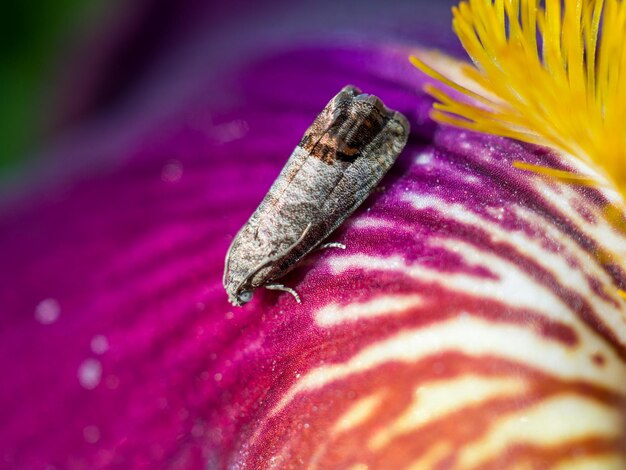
<box><xmin>214</xmin><ymin>373</ymin><xmax>223</xmax><ymax>382</ymax></box>
<box><xmin>161</xmin><ymin>160</ymin><xmax>183</xmax><ymax>183</ymax></box>
<box><xmin>83</xmin><ymin>425</ymin><xmax>101</xmax><ymax>444</ymax></box>
<box><xmin>90</xmin><ymin>335</ymin><xmax>109</xmax><ymax>355</ymax></box>
<box><xmin>78</xmin><ymin>359</ymin><xmax>102</xmax><ymax>390</ymax></box>
<box><xmin>415</xmin><ymin>152</ymin><xmax>433</xmax><ymax>165</ymax></box>
<box><xmin>212</xmin><ymin>119</ymin><xmax>249</xmax><ymax>144</ymax></box>
<box><xmin>35</xmin><ymin>298</ymin><xmax>60</xmax><ymax>324</ymax></box>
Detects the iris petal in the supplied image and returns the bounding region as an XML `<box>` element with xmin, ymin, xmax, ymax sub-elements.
<box><xmin>1</xmin><ymin>25</ymin><xmax>626</xmax><ymax>470</ymax></box>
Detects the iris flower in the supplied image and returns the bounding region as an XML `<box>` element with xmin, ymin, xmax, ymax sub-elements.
<box><xmin>1</xmin><ymin>0</ymin><xmax>625</xmax><ymax>468</ymax></box>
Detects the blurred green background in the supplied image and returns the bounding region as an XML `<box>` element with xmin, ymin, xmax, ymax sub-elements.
<box><xmin>0</xmin><ymin>1</ymin><xmax>105</xmax><ymax>178</ymax></box>
<box><xmin>0</xmin><ymin>0</ymin><xmax>459</xmax><ymax>184</ymax></box>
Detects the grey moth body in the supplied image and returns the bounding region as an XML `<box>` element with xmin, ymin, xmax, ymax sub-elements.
<box><xmin>223</xmin><ymin>85</ymin><xmax>409</xmax><ymax>306</ymax></box>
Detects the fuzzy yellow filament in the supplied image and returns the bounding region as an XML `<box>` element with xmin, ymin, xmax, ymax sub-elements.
<box><xmin>411</xmin><ymin>0</ymin><xmax>626</xmax><ymax>199</ymax></box>
<box><xmin>411</xmin><ymin>0</ymin><xmax>626</xmax><ymax>297</ymax></box>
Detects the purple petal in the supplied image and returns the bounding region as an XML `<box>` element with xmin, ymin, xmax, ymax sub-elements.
<box><xmin>2</xmin><ymin>21</ymin><xmax>626</xmax><ymax>470</ymax></box>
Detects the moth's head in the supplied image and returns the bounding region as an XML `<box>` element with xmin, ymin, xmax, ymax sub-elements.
<box><xmin>223</xmin><ymin>269</ymin><xmax>256</xmax><ymax>306</ymax></box>
<box><xmin>228</xmin><ymin>286</ymin><xmax>255</xmax><ymax>307</ymax></box>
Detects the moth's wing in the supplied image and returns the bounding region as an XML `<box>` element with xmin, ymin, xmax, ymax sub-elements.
<box><xmin>224</xmin><ymin>89</ymin><xmax>360</xmax><ymax>292</ymax></box>
<box><xmin>231</xmin><ymin>87</ymin><xmax>409</xmax><ymax>290</ymax></box>
<box><xmin>318</xmin><ymin>108</ymin><xmax>410</xmax><ymax>237</ymax></box>
<box><xmin>261</xmin><ymin>106</ymin><xmax>410</xmax><ymax>282</ymax></box>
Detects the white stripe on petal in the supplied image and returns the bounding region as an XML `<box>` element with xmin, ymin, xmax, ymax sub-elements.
<box><xmin>458</xmin><ymin>395</ymin><xmax>622</xmax><ymax>469</ymax></box>
<box><xmin>315</xmin><ymin>295</ymin><xmax>424</xmax><ymax>326</ymax></box>
<box><xmin>270</xmin><ymin>316</ymin><xmax>626</xmax><ymax>418</ymax></box>
<box><xmin>369</xmin><ymin>375</ymin><xmax>527</xmax><ymax>450</ymax></box>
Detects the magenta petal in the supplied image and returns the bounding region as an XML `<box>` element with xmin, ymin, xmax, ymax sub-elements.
<box><xmin>2</xmin><ymin>41</ymin><xmax>626</xmax><ymax>469</ymax></box>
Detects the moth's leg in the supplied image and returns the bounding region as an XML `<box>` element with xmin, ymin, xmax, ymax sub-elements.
<box><xmin>317</xmin><ymin>242</ymin><xmax>346</xmax><ymax>251</ymax></box>
<box><xmin>265</xmin><ymin>284</ymin><xmax>301</xmax><ymax>304</ymax></box>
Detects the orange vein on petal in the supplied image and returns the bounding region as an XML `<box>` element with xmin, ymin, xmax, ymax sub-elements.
<box><xmin>410</xmin><ymin>0</ymin><xmax>626</xmax><ymax>200</ymax></box>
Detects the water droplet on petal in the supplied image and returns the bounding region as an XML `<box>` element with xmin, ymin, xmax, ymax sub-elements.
<box><xmin>161</xmin><ymin>160</ymin><xmax>183</xmax><ymax>183</ymax></box>
<box><xmin>83</xmin><ymin>425</ymin><xmax>101</xmax><ymax>444</ymax></box>
<box><xmin>35</xmin><ymin>298</ymin><xmax>60</xmax><ymax>324</ymax></box>
<box><xmin>78</xmin><ymin>359</ymin><xmax>102</xmax><ymax>390</ymax></box>
<box><xmin>212</xmin><ymin>119</ymin><xmax>249</xmax><ymax>144</ymax></box>
<box><xmin>90</xmin><ymin>335</ymin><xmax>109</xmax><ymax>355</ymax></box>
<box><xmin>415</xmin><ymin>152</ymin><xmax>433</xmax><ymax>165</ymax></box>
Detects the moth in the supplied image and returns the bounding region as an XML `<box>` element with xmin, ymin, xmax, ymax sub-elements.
<box><xmin>223</xmin><ymin>85</ymin><xmax>409</xmax><ymax>306</ymax></box>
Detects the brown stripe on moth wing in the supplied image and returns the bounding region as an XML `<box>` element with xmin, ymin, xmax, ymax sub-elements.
<box><xmin>310</xmin><ymin>142</ymin><xmax>345</xmax><ymax>165</ymax></box>
<box><xmin>299</xmin><ymin>117</ymin><xmax>340</xmax><ymax>160</ymax></box>
<box><xmin>252</xmin><ymin>109</ymin><xmax>350</xmax><ymax>241</ymax></box>
<box><xmin>317</xmin><ymin>123</ymin><xmax>394</xmax><ymax>211</ymax></box>
<box><xmin>269</xmin><ymin>86</ymin><xmax>364</xmax><ymax>217</ymax></box>
<box><xmin>309</xmin><ymin>143</ymin><xmax>400</xmax><ymax>247</ymax></box>
<box><xmin>357</xmin><ymin>113</ymin><xmax>408</xmax><ymax>170</ymax></box>
<box><xmin>302</xmin><ymin>106</ymin><xmax>355</xmax><ymax>164</ymax></box>
<box><xmin>298</xmin><ymin>105</ymin><xmax>334</xmax><ymax>151</ymax></box>
<box><xmin>299</xmin><ymin>86</ymin><xmax>370</xmax><ymax>165</ymax></box>
<box><xmin>328</xmin><ymin>100</ymin><xmax>388</xmax><ymax>164</ymax></box>
<box><xmin>329</xmin><ymin>85</ymin><xmax>362</xmax><ymax>116</ymax></box>
<box><xmin>344</xmin><ymin>96</ymin><xmax>387</xmax><ymax>144</ymax></box>
<box><xmin>259</xmin><ymin>100</ymin><xmax>345</xmax><ymax>235</ymax></box>
<box><xmin>310</xmin><ymin>103</ymin><xmax>388</xmax><ymax>166</ymax></box>
<box><xmin>296</xmin><ymin>88</ymin><xmax>348</xmax><ymax>156</ymax></box>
